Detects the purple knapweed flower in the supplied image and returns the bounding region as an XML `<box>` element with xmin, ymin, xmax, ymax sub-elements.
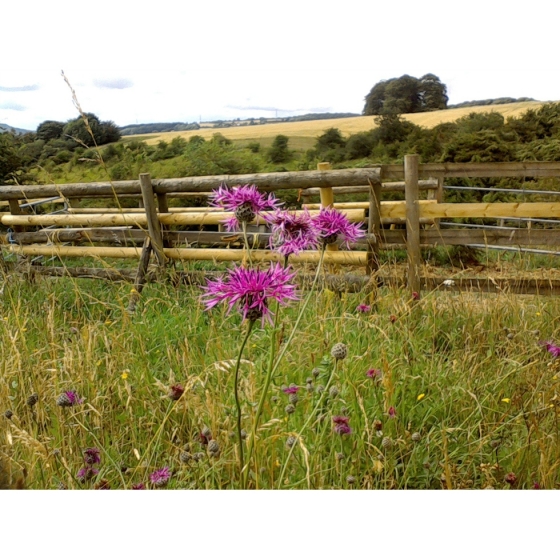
<box><xmin>265</xmin><ymin>208</ymin><xmax>319</xmax><ymax>256</ymax></box>
<box><xmin>356</xmin><ymin>304</ymin><xmax>371</xmax><ymax>313</ymax></box>
<box><xmin>56</xmin><ymin>390</ymin><xmax>84</xmax><ymax>407</ymax></box>
<box><xmin>131</xmin><ymin>482</ymin><xmax>146</xmax><ymax>490</ymax></box>
<box><xmin>540</xmin><ymin>341</ymin><xmax>560</xmax><ymax>358</ymax></box>
<box><xmin>168</xmin><ymin>384</ymin><xmax>185</xmax><ymax>401</ymax></box>
<box><xmin>387</xmin><ymin>406</ymin><xmax>396</xmax><ymax>419</ymax></box>
<box><xmin>201</xmin><ymin>263</ymin><xmax>299</xmax><ymax>325</ymax></box>
<box><xmin>76</xmin><ymin>467</ymin><xmax>99</xmax><ymax>484</ymax></box>
<box><xmin>282</xmin><ymin>386</ymin><xmax>300</xmax><ymax>395</ymax></box>
<box><xmin>366</xmin><ymin>368</ymin><xmax>382</xmax><ymax>381</ymax></box>
<box><xmin>332</xmin><ymin>416</ymin><xmax>352</xmax><ymax>435</ymax></box>
<box><xmin>150</xmin><ymin>466</ymin><xmax>171</xmax><ymax>488</ymax></box>
<box><xmin>210</xmin><ymin>183</ymin><xmax>282</xmax><ymax>232</ymax></box>
<box><xmin>312</xmin><ymin>207</ymin><xmax>364</xmax><ymax>248</ymax></box>
<box><xmin>83</xmin><ymin>447</ymin><xmax>101</xmax><ymax>465</ymax></box>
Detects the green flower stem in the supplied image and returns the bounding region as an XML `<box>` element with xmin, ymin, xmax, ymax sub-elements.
<box><xmin>277</xmin><ymin>358</ymin><xmax>339</xmax><ymax>489</ymax></box>
<box><xmin>242</xmin><ymin>248</ymin><xmax>325</xmax><ymax>488</ymax></box>
<box><xmin>241</xmin><ymin>221</ymin><xmax>254</xmax><ymax>268</ymax></box>
<box><xmin>242</xmin><ymin>300</ymin><xmax>280</xmax><ymax>488</ymax></box>
<box><xmin>234</xmin><ymin>319</ymin><xmax>256</xmax><ymax>489</ymax></box>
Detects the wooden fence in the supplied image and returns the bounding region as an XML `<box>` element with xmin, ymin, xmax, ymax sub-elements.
<box><xmin>2</xmin><ymin>157</ymin><xmax>560</xmax><ymax>297</ymax></box>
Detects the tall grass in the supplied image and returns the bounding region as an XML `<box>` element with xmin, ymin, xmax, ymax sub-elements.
<box><xmin>1</xmin><ymin>270</ymin><xmax>559</xmax><ymax>489</ymax></box>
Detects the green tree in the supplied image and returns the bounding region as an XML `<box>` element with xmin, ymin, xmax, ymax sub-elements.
<box><xmin>0</xmin><ymin>132</ymin><xmax>23</xmax><ymax>183</ymax></box>
<box><xmin>36</xmin><ymin>120</ymin><xmax>65</xmax><ymax>141</ymax></box>
<box><xmin>267</xmin><ymin>134</ymin><xmax>292</xmax><ymax>163</ymax></box>
<box><xmin>363</xmin><ymin>74</ymin><xmax>448</xmax><ymax>115</ymax></box>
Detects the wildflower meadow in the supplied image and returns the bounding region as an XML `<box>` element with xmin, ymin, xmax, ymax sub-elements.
<box><xmin>1</xmin><ymin>184</ymin><xmax>560</xmax><ymax>490</ymax></box>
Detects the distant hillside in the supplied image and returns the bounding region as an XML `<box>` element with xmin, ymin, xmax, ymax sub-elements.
<box><xmin>0</xmin><ymin>123</ymin><xmax>31</xmax><ymax>135</ymax></box>
<box><xmin>448</xmin><ymin>97</ymin><xmax>536</xmax><ymax>109</ymax></box>
<box><xmin>120</xmin><ymin>112</ymin><xmax>361</xmax><ymax>136</ymax></box>
<box><xmin>134</xmin><ymin>101</ymin><xmax>548</xmax><ymax>145</ymax></box>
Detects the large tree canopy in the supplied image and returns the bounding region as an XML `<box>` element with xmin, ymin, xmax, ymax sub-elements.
<box><xmin>363</xmin><ymin>74</ymin><xmax>448</xmax><ymax>116</ymax></box>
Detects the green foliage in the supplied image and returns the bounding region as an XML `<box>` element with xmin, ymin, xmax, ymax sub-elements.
<box><xmin>36</xmin><ymin>120</ymin><xmax>65</xmax><ymax>141</ymax></box>
<box><xmin>62</xmin><ymin>113</ymin><xmax>122</xmax><ymax>147</ymax></box>
<box><xmin>0</xmin><ymin>132</ymin><xmax>23</xmax><ymax>183</ymax></box>
<box><xmin>363</xmin><ymin>73</ymin><xmax>448</xmax><ymax>115</ymax></box>
<box><xmin>267</xmin><ymin>134</ymin><xmax>292</xmax><ymax>164</ymax></box>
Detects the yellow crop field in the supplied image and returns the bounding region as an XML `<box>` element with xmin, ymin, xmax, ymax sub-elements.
<box><xmin>132</xmin><ymin>101</ymin><xmax>550</xmax><ymax>146</ymax></box>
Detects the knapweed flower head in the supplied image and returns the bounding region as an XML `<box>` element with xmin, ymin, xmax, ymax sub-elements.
<box><xmin>282</xmin><ymin>386</ymin><xmax>300</xmax><ymax>395</ymax></box>
<box><xmin>540</xmin><ymin>341</ymin><xmax>560</xmax><ymax>358</ymax></box>
<box><xmin>332</xmin><ymin>416</ymin><xmax>352</xmax><ymax>435</ymax></box>
<box><xmin>83</xmin><ymin>447</ymin><xmax>101</xmax><ymax>465</ymax></box>
<box><xmin>210</xmin><ymin>183</ymin><xmax>282</xmax><ymax>231</ymax></box>
<box><xmin>56</xmin><ymin>390</ymin><xmax>84</xmax><ymax>407</ymax></box>
<box><xmin>76</xmin><ymin>467</ymin><xmax>99</xmax><ymax>484</ymax></box>
<box><xmin>312</xmin><ymin>207</ymin><xmax>364</xmax><ymax>248</ymax></box>
<box><xmin>150</xmin><ymin>466</ymin><xmax>171</xmax><ymax>488</ymax></box>
<box><xmin>387</xmin><ymin>406</ymin><xmax>396</xmax><ymax>418</ymax></box>
<box><xmin>265</xmin><ymin>208</ymin><xmax>319</xmax><ymax>256</ymax></box>
<box><xmin>168</xmin><ymin>384</ymin><xmax>185</xmax><ymax>401</ymax></box>
<box><xmin>356</xmin><ymin>304</ymin><xmax>371</xmax><ymax>313</ymax></box>
<box><xmin>131</xmin><ymin>482</ymin><xmax>146</xmax><ymax>490</ymax></box>
<box><xmin>366</xmin><ymin>368</ymin><xmax>382</xmax><ymax>382</ymax></box>
<box><xmin>201</xmin><ymin>263</ymin><xmax>299</xmax><ymax>325</ymax></box>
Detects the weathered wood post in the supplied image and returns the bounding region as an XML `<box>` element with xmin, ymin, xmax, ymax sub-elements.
<box><xmin>427</xmin><ymin>174</ymin><xmax>443</xmax><ymax>229</ymax></box>
<box><xmin>127</xmin><ymin>237</ymin><xmax>153</xmax><ymax>314</ymax></box>
<box><xmin>366</xmin><ymin>178</ymin><xmax>382</xmax><ymax>276</ymax></box>
<box><xmin>317</xmin><ymin>162</ymin><xmax>338</xmax><ymax>273</ymax></box>
<box><xmin>139</xmin><ymin>173</ymin><xmax>166</xmax><ymax>266</ymax></box>
<box><xmin>404</xmin><ymin>155</ymin><xmax>421</xmax><ymax>296</ymax></box>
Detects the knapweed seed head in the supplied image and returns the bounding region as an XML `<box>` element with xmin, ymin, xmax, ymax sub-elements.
<box><xmin>381</xmin><ymin>437</ymin><xmax>393</xmax><ymax>449</ymax></box>
<box><xmin>179</xmin><ymin>450</ymin><xmax>193</xmax><ymax>464</ymax></box>
<box><xmin>286</xmin><ymin>436</ymin><xmax>297</xmax><ymax>449</ymax></box>
<box><xmin>331</xmin><ymin>342</ymin><xmax>348</xmax><ymax>361</ymax></box>
<box><xmin>210</xmin><ymin>183</ymin><xmax>282</xmax><ymax>231</ymax></box>
<box><xmin>150</xmin><ymin>466</ymin><xmax>171</xmax><ymax>488</ymax></box>
<box><xmin>207</xmin><ymin>440</ymin><xmax>220</xmax><ymax>458</ymax></box>
<box><xmin>201</xmin><ymin>263</ymin><xmax>299</xmax><ymax>326</ymax></box>
<box><xmin>285</xmin><ymin>404</ymin><xmax>296</xmax><ymax>415</ymax></box>
<box><xmin>332</xmin><ymin>416</ymin><xmax>352</xmax><ymax>435</ymax></box>
<box><xmin>83</xmin><ymin>447</ymin><xmax>101</xmax><ymax>465</ymax></box>
<box><xmin>131</xmin><ymin>482</ymin><xmax>146</xmax><ymax>490</ymax></box>
<box><xmin>265</xmin><ymin>208</ymin><xmax>320</xmax><ymax>256</ymax></box>
<box><xmin>289</xmin><ymin>393</ymin><xmax>299</xmax><ymax>405</ymax></box>
<box><xmin>26</xmin><ymin>393</ymin><xmax>39</xmax><ymax>407</ymax></box>
<box><xmin>4</xmin><ymin>410</ymin><xmax>13</xmax><ymax>420</ymax></box>
<box><xmin>411</xmin><ymin>432</ymin><xmax>422</xmax><ymax>442</ymax></box>
<box><xmin>312</xmin><ymin>207</ymin><xmax>364</xmax><ymax>248</ymax></box>
<box><xmin>56</xmin><ymin>390</ymin><xmax>83</xmax><ymax>407</ymax></box>
<box><xmin>346</xmin><ymin>475</ymin><xmax>356</xmax><ymax>485</ymax></box>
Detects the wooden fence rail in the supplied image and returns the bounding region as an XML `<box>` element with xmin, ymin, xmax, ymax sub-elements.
<box><xmin>3</xmin><ymin>158</ymin><xmax>560</xmax><ymax>299</ymax></box>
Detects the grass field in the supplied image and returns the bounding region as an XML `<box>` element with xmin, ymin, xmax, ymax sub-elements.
<box><xmin>2</xmin><ymin>246</ymin><xmax>560</xmax><ymax>490</ymax></box>
<box><xmin>129</xmin><ymin>101</ymin><xmax>549</xmax><ymax>147</ymax></box>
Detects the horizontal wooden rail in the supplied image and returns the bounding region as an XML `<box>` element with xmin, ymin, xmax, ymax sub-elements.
<box><xmin>381</xmin><ymin>161</ymin><xmax>560</xmax><ymax>180</ymax></box>
<box><xmin>302</xmin><ymin>179</ymin><xmax>438</xmax><ymax>196</ymax></box>
<box><xmin>7</xmin><ymin>245</ymin><xmax>368</xmax><ymax>265</ymax></box>
<box><xmin>0</xmin><ymin>208</ymin><xmax>364</xmax><ymax>228</ymax></box>
<box><xmin>0</xmin><ymin>169</ymin><xmax>381</xmax><ymax>200</ymax></box>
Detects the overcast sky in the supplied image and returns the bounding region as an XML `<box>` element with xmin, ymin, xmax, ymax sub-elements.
<box><xmin>2</xmin><ymin>0</ymin><xmax>558</xmax><ymax>131</ymax></box>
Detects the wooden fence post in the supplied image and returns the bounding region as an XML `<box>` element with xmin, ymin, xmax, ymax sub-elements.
<box><xmin>317</xmin><ymin>162</ymin><xmax>338</xmax><ymax>272</ymax></box>
<box><xmin>139</xmin><ymin>173</ymin><xmax>166</xmax><ymax>266</ymax></box>
<box><xmin>404</xmin><ymin>155</ymin><xmax>421</xmax><ymax>296</ymax></box>
<box><xmin>366</xmin><ymin>178</ymin><xmax>382</xmax><ymax>276</ymax></box>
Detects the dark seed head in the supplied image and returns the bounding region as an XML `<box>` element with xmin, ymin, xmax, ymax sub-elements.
<box><xmin>4</xmin><ymin>410</ymin><xmax>13</xmax><ymax>420</ymax></box>
<box><xmin>26</xmin><ymin>393</ymin><xmax>39</xmax><ymax>407</ymax></box>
